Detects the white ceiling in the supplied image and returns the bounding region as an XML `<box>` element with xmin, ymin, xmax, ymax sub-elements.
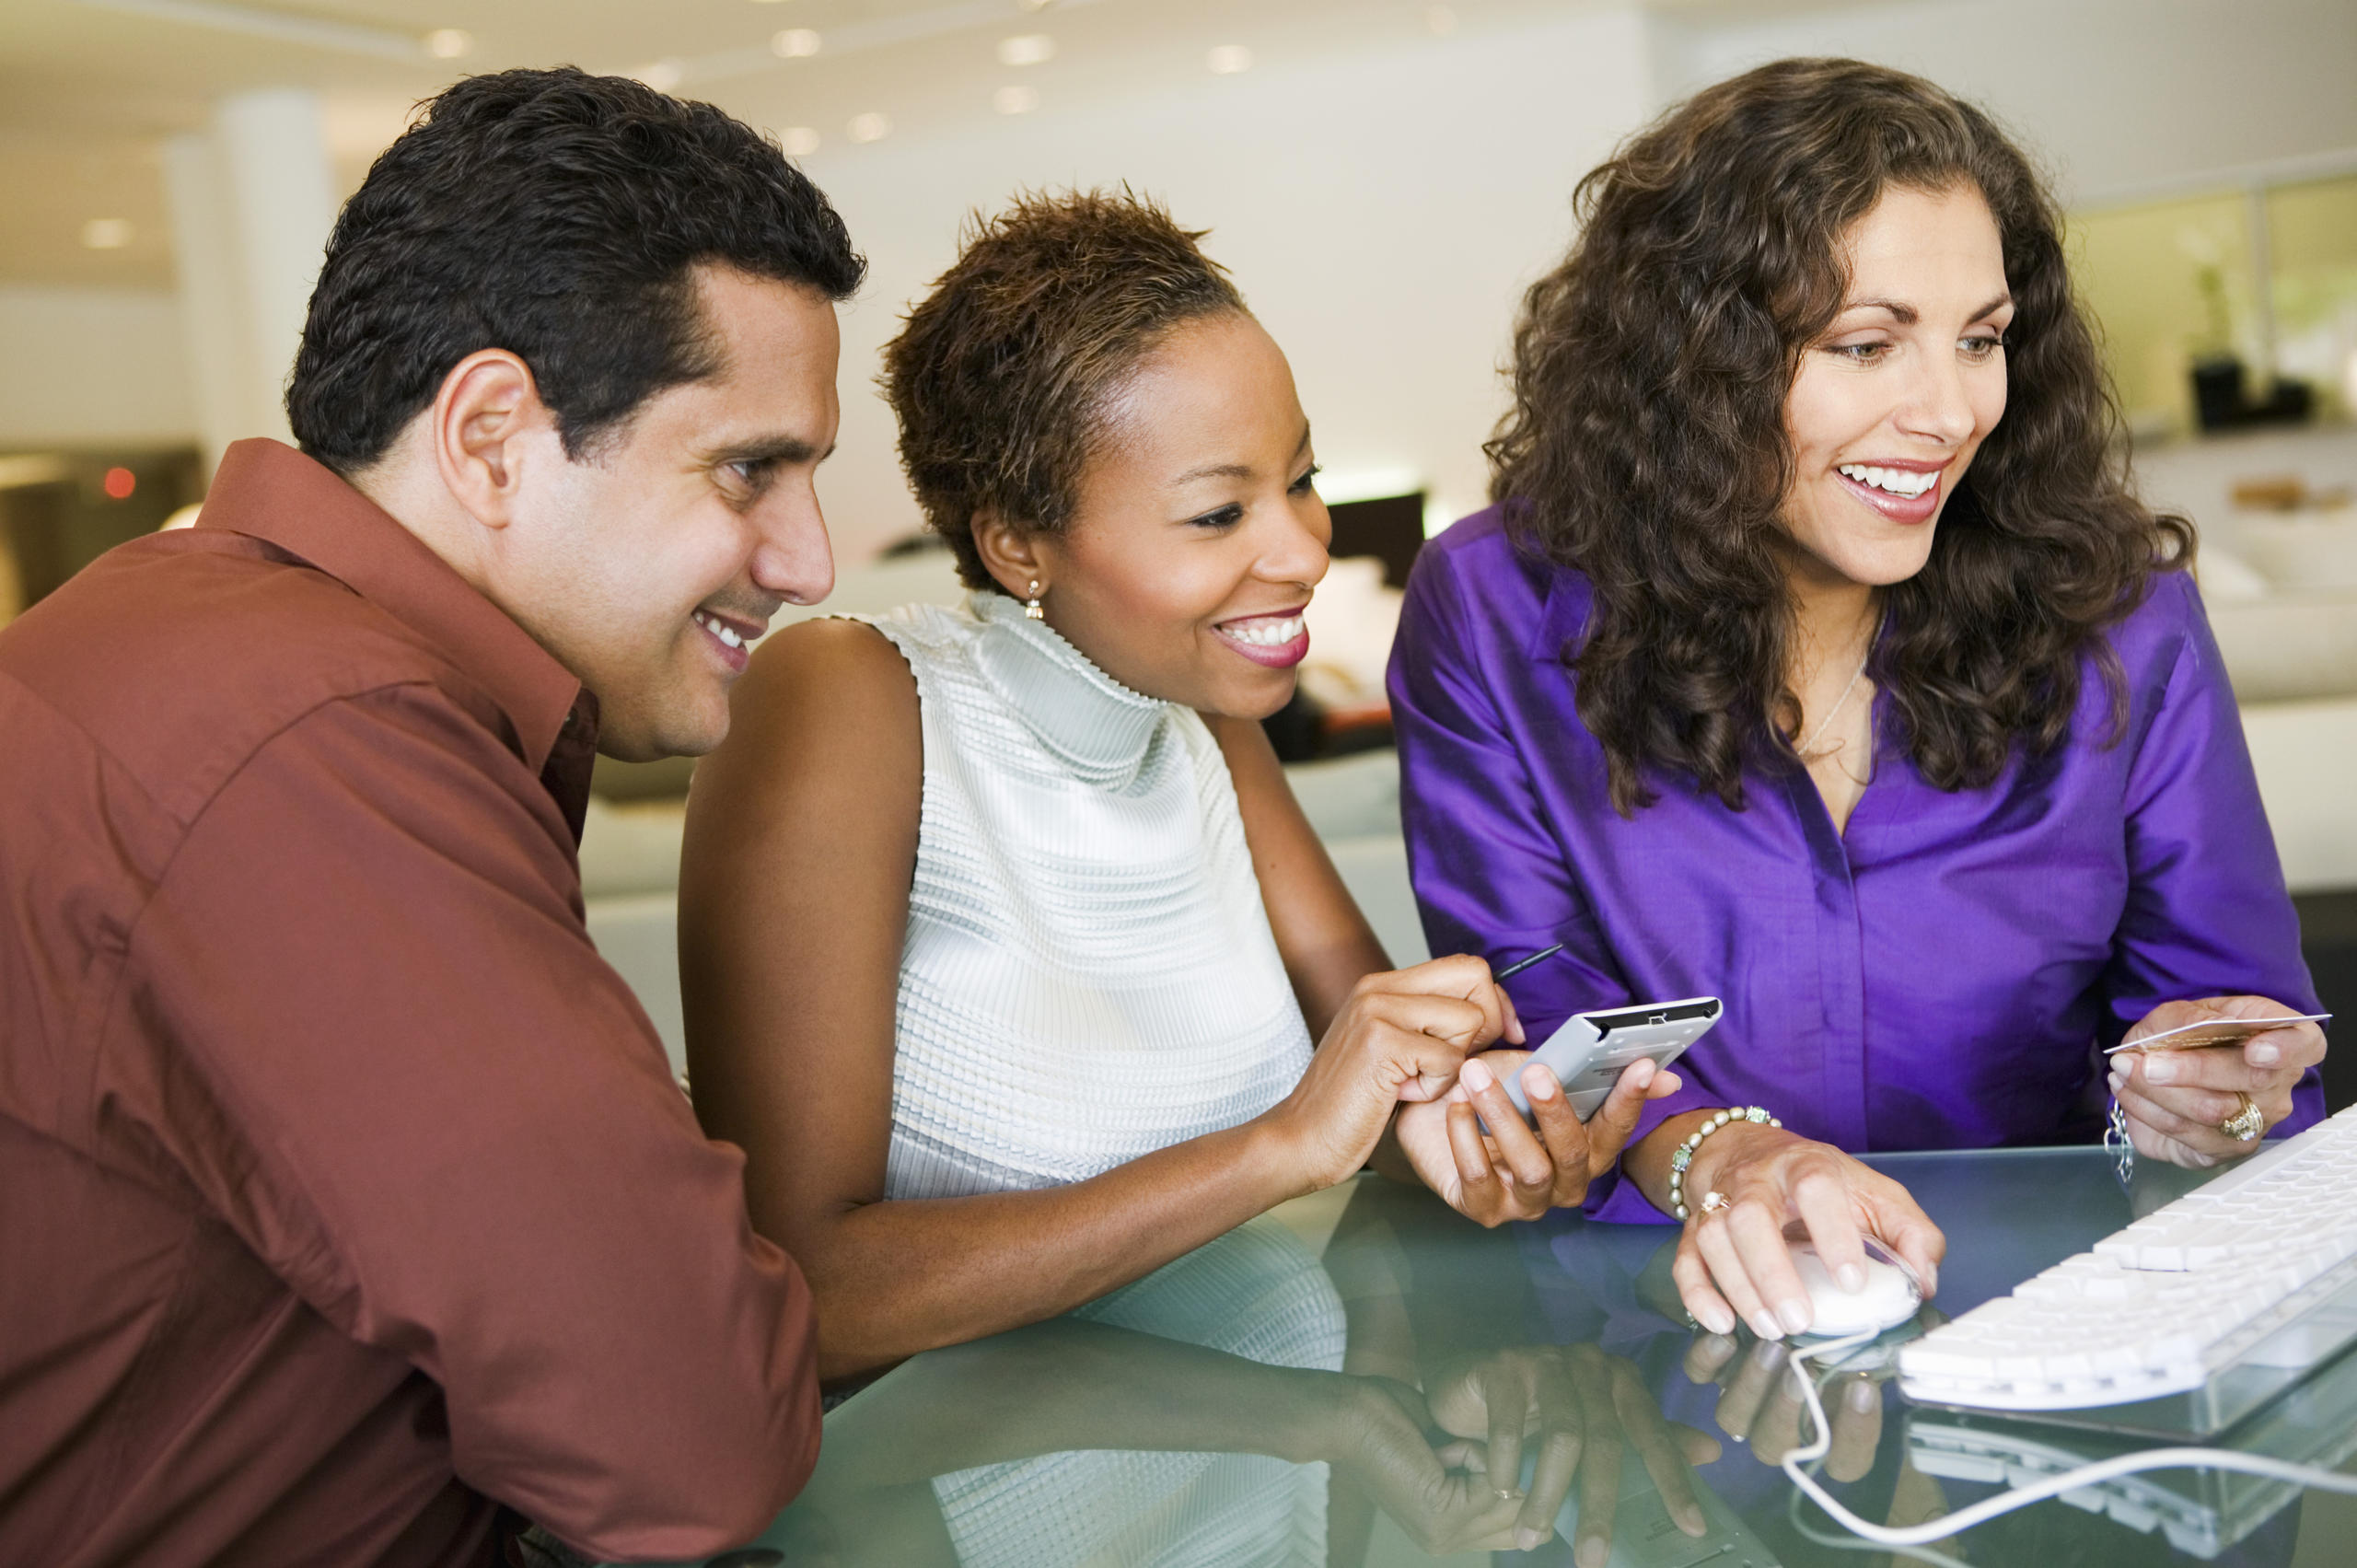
<box><xmin>5</xmin><ymin>0</ymin><xmax>1785</xmax><ymax>288</ymax></box>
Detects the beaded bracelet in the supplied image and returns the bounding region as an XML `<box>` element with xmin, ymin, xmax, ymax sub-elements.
<box><xmin>1666</xmin><ymin>1106</ymin><xmax>1781</xmax><ymax>1220</ymax></box>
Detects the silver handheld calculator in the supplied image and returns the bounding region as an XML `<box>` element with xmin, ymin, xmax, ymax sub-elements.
<box><xmin>1503</xmin><ymin>996</ymin><xmax>1722</xmax><ymax>1121</ymax></box>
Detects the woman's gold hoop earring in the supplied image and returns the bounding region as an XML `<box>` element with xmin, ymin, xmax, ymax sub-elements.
<box><xmin>1025</xmin><ymin>579</ymin><xmax>1046</xmax><ymax>621</ymax></box>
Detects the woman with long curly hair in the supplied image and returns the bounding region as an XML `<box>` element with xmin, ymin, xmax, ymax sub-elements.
<box><xmin>1389</xmin><ymin>58</ymin><xmax>2326</xmax><ymax>1342</ymax></box>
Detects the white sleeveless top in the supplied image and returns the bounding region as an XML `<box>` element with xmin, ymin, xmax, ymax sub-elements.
<box><xmin>863</xmin><ymin>592</ymin><xmax>1315</xmax><ymax>1201</ymax></box>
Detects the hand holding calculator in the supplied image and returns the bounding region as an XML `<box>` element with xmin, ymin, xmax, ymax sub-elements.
<box><xmin>1502</xmin><ymin>996</ymin><xmax>1723</xmax><ymax>1121</ymax></box>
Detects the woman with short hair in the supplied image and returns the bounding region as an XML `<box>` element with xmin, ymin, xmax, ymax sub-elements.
<box><xmin>682</xmin><ymin>190</ymin><xmax>1675</xmax><ymax>1383</ymax></box>
<box><xmin>1390</xmin><ymin>58</ymin><xmax>2326</xmax><ymax>1343</ymax></box>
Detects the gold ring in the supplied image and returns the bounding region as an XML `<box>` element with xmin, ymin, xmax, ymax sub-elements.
<box><xmin>2221</xmin><ymin>1092</ymin><xmax>2265</xmax><ymax>1143</ymax></box>
<box><xmin>1700</xmin><ymin>1190</ymin><xmax>1733</xmax><ymax>1216</ymax></box>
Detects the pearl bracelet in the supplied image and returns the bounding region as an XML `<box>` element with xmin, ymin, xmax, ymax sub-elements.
<box><xmin>1666</xmin><ymin>1106</ymin><xmax>1781</xmax><ymax>1220</ymax></box>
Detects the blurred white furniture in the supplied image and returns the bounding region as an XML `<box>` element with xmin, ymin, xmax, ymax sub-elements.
<box><xmin>2197</xmin><ymin>517</ymin><xmax>2357</xmax><ymax>894</ymax></box>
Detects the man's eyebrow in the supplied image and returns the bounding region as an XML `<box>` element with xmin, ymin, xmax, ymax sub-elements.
<box><xmin>700</xmin><ymin>435</ymin><xmax>832</xmax><ymax>468</ymax></box>
<box><xmin>1166</xmin><ymin>424</ymin><xmax>1314</xmax><ymax>488</ymax></box>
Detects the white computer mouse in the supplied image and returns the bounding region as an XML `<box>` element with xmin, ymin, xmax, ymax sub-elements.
<box><xmin>1788</xmin><ymin>1238</ymin><xmax>1922</xmax><ymax>1337</ymax></box>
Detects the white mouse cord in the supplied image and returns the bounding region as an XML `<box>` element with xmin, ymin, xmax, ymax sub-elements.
<box><xmin>1786</xmin><ymin>1501</ymin><xmax>1974</xmax><ymax>1568</ymax></box>
<box><xmin>1777</xmin><ymin>1332</ymin><xmax>2357</xmax><ymax>1548</ymax></box>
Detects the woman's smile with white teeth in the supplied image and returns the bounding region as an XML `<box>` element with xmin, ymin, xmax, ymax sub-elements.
<box><xmin>1838</xmin><ymin>462</ymin><xmax>1940</xmax><ymax>497</ymax></box>
<box><xmin>1216</xmin><ymin>613</ymin><xmax>1305</xmax><ymax>647</ymax></box>
<box><xmin>692</xmin><ymin>609</ymin><xmax>745</xmax><ymax>648</ymax></box>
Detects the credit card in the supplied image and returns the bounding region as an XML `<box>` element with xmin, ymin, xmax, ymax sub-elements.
<box><xmin>2103</xmin><ymin>1012</ymin><xmax>2331</xmax><ymax>1055</ymax></box>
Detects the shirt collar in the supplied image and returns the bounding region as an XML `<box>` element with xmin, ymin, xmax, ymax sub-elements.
<box><xmin>196</xmin><ymin>439</ymin><xmax>586</xmax><ymax>777</ymax></box>
<box><xmin>967</xmin><ymin>589</ymin><xmax>1168</xmax><ymax>787</ymax></box>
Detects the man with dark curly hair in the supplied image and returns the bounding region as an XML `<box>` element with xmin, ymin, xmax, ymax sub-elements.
<box><xmin>0</xmin><ymin>69</ymin><xmax>861</xmax><ymax>1565</ymax></box>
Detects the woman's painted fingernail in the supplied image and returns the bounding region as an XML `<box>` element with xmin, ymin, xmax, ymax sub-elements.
<box><xmin>1701</xmin><ymin>1303</ymin><xmax>1736</xmax><ymax>1335</ymax></box>
<box><xmin>1631</xmin><ymin>1057</ymin><xmax>1656</xmax><ymax>1086</ymax></box>
<box><xmin>1845</xmin><ymin>1376</ymin><xmax>1879</xmax><ymax>1413</ymax></box>
<box><xmin>1778</xmin><ymin>1301</ymin><xmax>1812</xmax><ymax>1336</ymax></box>
<box><xmin>1750</xmin><ymin>1311</ymin><xmax>1785</xmax><ymax>1340</ymax></box>
<box><xmin>2250</xmin><ymin>1041</ymin><xmax>2281</xmax><ymax>1065</ymax></box>
<box><xmin>1527</xmin><ymin>1068</ymin><xmax>1559</xmax><ymax>1100</ymax></box>
<box><xmin>2143</xmin><ymin>1056</ymin><xmax>2175</xmax><ymax>1085</ymax></box>
<box><xmin>1462</xmin><ymin>1057</ymin><xmax>1494</xmax><ymax>1093</ymax></box>
<box><xmin>1838</xmin><ymin>1263</ymin><xmax>1865</xmax><ymax>1293</ymax></box>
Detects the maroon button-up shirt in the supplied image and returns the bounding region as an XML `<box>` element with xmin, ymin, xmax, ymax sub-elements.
<box><xmin>0</xmin><ymin>441</ymin><xmax>820</xmax><ymax>1567</ymax></box>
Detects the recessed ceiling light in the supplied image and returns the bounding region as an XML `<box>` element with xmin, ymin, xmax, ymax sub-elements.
<box><xmin>1207</xmin><ymin>45</ymin><xmax>1251</xmax><ymax>75</ymax></box>
<box><xmin>1426</xmin><ymin>6</ymin><xmax>1457</xmax><ymax>34</ymax></box>
<box><xmin>848</xmin><ymin>112</ymin><xmax>891</xmax><ymax>143</ymax></box>
<box><xmin>424</xmin><ymin>28</ymin><xmax>471</xmax><ymax>59</ymax></box>
<box><xmin>780</xmin><ymin>126</ymin><xmax>820</xmax><ymax>156</ymax></box>
<box><xmin>81</xmin><ymin>218</ymin><xmax>134</xmax><ymax>250</ymax></box>
<box><xmin>997</xmin><ymin>33</ymin><xmax>1054</xmax><ymax>66</ymax></box>
<box><xmin>632</xmin><ymin>60</ymin><xmax>685</xmax><ymax>92</ymax></box>
<box><xmin>993</xmin><ymin>85</ymin><xmax>1039</xmax><ymax>115</ymax></box>
<box><xmin>772</xmin><ymin>28</ymin><xmax>821</xmax><ymax>59</ymax></box>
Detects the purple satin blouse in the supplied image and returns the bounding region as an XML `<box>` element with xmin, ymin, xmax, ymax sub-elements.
<box><xmin>1389</xmin><ymin>505</ymin><xmax>2325</xmax><ymax>1224</ymax></box>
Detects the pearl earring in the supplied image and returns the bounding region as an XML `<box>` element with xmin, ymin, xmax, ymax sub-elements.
<box><xmin>1025</xmin><ymin>579</ymin><xmax>1046</xmax><ymax>621</ymax></box>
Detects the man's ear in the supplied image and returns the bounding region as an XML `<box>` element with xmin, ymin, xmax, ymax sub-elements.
<box><xmin>429</xmin><ymin>350</ymin><xmax>555</xmax><ymax>529</ymax></box>
<box><xmin>970</xmin><ymin>506</ymin><xmax>1051</xmax><ymax>598</ymax></box>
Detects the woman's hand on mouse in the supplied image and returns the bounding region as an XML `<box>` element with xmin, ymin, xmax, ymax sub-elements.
<box><xmin>1654</xmin><ymin>1121</ymin><xmax>1944</xmax><ymax>1340</ymax></box>
<box><xmin>1390</xmin><ymin>1052</ymin><xmax>1683</xmax><ymax>1225</ymax></box>
<box><xmin>2110</xmin><ymin>995</ymin><xmax>2324</xmax><ymax>1167</ymax></box>
<box><xmin>1262</xmin><ymin>956</ymin><xmax>1520</xmax><ymax>1193</ymax></box>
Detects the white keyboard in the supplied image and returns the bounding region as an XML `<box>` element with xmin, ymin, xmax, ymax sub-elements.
<box><xmin>1899</xmin><ymin>1104</ymin><xmax>2357</xmax><ymax>1415</ymax></box>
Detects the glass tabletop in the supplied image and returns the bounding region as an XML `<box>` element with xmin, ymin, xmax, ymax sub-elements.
<box><xmin>635</xmin><ymin>1147</ymin><xmax>2357</xmax><ymax>1568</ymax></box>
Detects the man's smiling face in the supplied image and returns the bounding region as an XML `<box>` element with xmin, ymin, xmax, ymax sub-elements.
<box><xmin>502</xmin><ymin>265</ymin><xmax>842</xmax><ymax>760</ymax></box>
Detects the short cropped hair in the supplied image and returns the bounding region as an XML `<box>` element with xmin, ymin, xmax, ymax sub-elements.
<box><xmin>288</xmin><ymin>68</ymin><xmax>865</xmax><ymax>475</ymax></box>
<box><xmin>879</xmin><ymin>189</ymin><xmax>1246</xmax><ymax>591</ymax></box>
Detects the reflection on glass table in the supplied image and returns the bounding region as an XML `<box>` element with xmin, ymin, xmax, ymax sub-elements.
<box><xmin>609</xmin><ymin>1146</ymin><xmax>2357</xmax><ymax>1568</ymax></box>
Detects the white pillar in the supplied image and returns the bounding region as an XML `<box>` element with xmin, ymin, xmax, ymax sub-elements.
<box><xmin>161</xmin><ymin>130</ymin><xmax>253</xmax><ymax>475</ymax></box>
<box><xmin>163</xmin><ymin>88</ymin><xmax>340</xmax><ymax>478</ymax></box>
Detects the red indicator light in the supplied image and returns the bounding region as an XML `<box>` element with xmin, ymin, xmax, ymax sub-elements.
<box><xmin>103</xmin><ymin>467</ymin><xmax>136</xmax><ymax>500</ymax></box>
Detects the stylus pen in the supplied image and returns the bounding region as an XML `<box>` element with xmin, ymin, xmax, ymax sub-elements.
<box><xmin>1493</xmin><ymin>943</ymin><xmax>1565</xmax><ymax>981</ymax></box>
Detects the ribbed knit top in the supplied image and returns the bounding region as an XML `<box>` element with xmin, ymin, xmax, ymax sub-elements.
<box><xmin>862</xmin><ymin>592</ymin><xmax>1313</xmax><ymax>1201</ymax></box>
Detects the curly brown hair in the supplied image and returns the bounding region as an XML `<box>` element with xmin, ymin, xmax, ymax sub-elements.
<box><xmin>880</xmin><ymin>188</ymin><xmax>1246</xmax><ymax>591</ymax></box>
<box><xmin>1489</xmin><ymin>57</ymin><xmax>2191</xmax><ymax>815</ymax></box>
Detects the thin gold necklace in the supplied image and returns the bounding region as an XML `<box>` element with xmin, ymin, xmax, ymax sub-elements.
<box><xmin>1797</xmin><ymin>655</ymin><xmax>1870</xmax><ymax>760</ymax></box>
